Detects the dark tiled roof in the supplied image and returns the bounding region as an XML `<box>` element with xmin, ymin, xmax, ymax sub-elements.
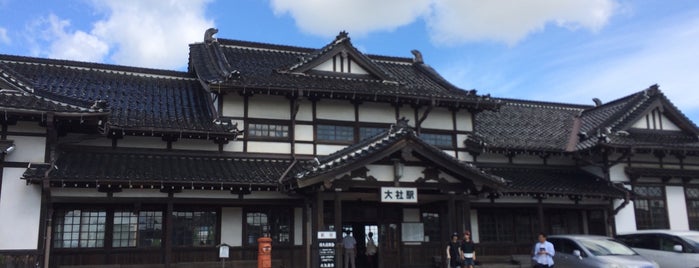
<box><xmin>188</xmin><ymin>35</ymin><xmax>500</xmax><ymax>110</ymax></box>
<box><xmin>286</xmin><ymin>121</ymin><xmax>506</xmax><ymax>190</ymax></box>
<box><xmin>483</xmin><ymin>166</ymin><xmax>628</xmax><ymax>198</ymax></box>
<box><xmin>22</xmin><ymin>146</ymin><xmax>292</xmax><ymax>188</ymax></box>
<box><xmin>0</xmin><ymin>88</ymin><xmax>107</xmax><ymax>116</ymax></box>
<box><xmin>472</xmin><ymin>99</ymin><xmax>586</xmax><ymax>152</ymax></box>
<box><xmin>0</xmin><ymin>140</ymin><xmax>14</xmax><ymax>153</ymax></box>
<box><xmin>0</xmin><ymin>54</ymin><xmax>237</xmax><ymax>137</ymax></box>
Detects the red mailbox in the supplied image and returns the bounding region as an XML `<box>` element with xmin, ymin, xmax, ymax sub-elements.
<box><xmin>257</xmin><ymin>236</ymin><xmax>272</xmax><ymax>268</ymax></box>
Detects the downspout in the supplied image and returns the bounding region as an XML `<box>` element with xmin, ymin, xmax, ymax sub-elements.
<box><xmin>613</xmin><ymin>189</ymin><xmax>631</xmax><ymax>215</ymax></box>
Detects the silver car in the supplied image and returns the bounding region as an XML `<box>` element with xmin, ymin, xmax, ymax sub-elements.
<box><xmin>616</xmin><ymin>230</ymin><xmax>699</xmax><ymax>268</ymax></box>
<box><xmin>547</xmin><ymin>235</ymin><xmax>659</xmax><ymax>268</ymax></box>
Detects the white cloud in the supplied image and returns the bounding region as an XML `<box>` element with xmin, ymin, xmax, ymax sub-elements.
<box><xmin>27</xmin><ymin>0</ymin><xmax>213</xmax><ymax>69</ymax></box>
<box><xmin>426</xmin><ymin>0</ymin><xmax>616</xmax><ymax>46</ymax></box>
<box><xmin>269</xmin><ymin>0</ymin><xmax>616</xmax><ymax>45</ymax></box>
<box><xmin>89</xmin><ymin>0</ymin><xmax>214</xmax><ymax>69</ymax></box>
<box><xmin>0</xmin><ymin>27</ymin><xmax>9</xmax><ymax>44</ymax></box>
<box><xmin>270</xmin><ymin>0</ymin><xmax>432</xmax><ymax>37</ymax></box>
<box><xmin>28</xmin><ymin>14</ymin><xmax>109</xmax><ymax>62</ymax></box>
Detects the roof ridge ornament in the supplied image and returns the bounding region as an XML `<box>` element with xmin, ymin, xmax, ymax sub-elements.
<box><xmin>411</xmin><ymin>50</ymin><xmax>423</xmax><ymax>64</ymax></box>
<box><xmin>204</xmin><ymin>28</ymin><xmax>219</xmax><ymax>44</ymax></box>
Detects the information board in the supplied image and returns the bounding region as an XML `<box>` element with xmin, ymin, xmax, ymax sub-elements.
<box><xmin>318</xmin><ymin>231</ymin><xmax>336</xmax><ymax>268</ymax></box>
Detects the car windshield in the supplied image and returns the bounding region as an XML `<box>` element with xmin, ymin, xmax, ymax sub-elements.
<box><xmin>681</xmin><ymin>235</ymin><xmax>699</xmax><ymax>249</ymax></box>
<box><xmin>578</xmin><ymin>238</ymin><xmax>637</xmax><ymax>256</ymax></box>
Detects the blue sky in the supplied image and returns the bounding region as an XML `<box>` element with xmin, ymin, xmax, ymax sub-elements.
<box><xmin>1</xmin><ymin>0</ymin><xmax>698</xmax><ymax>124</ymax></box>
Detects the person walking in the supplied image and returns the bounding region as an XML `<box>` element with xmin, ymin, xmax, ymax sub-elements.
<box><xmin>342</xmin><ymin>230</ymin><xmax>357</xmax><ymax>268</ymax></box>
<box><xmin>532</xmin><ymin>232</ymin><xmax>555</xmax><ymax>268</ymax></box>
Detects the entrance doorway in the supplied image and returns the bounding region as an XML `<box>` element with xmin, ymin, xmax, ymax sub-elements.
<box><xmin>341</xmin><ymin>224</ymin><xmax>379</xmax><ymax>268</ymax></box>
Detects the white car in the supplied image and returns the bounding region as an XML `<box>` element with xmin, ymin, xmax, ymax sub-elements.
<box><xmin>616</xmin><ymin>230</ymin><xmax>699</xmax><ymax>268</ymax></box>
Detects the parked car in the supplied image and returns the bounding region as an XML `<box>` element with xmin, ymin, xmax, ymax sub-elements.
<box><xmin>547</xmin><ymin>235</ymin><xmax>659</xmax><ymax>268</ymax></box>
<box><xmin>616</xmin><ymin>230</ymin><xmax>699</xmax><ymax>268</ymax></box>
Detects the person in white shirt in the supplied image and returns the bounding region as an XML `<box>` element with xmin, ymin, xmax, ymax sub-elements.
<box><xmin>342</xmin><ymin>230</ymin><xmax>357</xmax><ymax>268</ymax></box>
<box><xmin>532</xmin><ymin>233</ymin><xmax>555</xmax><ymax>268</ymax></box>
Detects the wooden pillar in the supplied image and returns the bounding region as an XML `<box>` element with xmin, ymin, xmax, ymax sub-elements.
<box><xmin>311</xmin><ymin>192</ymin><xmax>324</xmax><ymax>268</ymax></box>
<box><xmin>447</xmin><ymin>194</ymin><xmax>456</xmax><ymax>233</ymax></box>
<box><xmin>165</xmin><ymin>194</ymin><xmax>174</xmax><ymax>268</ymax></box>
<box><xmin>455</xmin><ymin>199</ymin><xmax>464</xmax><ymax>233</ymax></box>
<box><xmin>334</xmin><ymin>193</ymin><xmax>342</xmax><ymax>268</ymax></box>
<box><xmin>537</xmin><ymin>198</ymin><xmax>545</xmax><ymax>232</ymax></box>
<box><xmin>462</xmin><ymin>196</ymin><xmax>472</xmax><ymax>232</ymax></box>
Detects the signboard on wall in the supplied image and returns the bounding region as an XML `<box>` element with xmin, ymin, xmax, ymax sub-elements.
<box><xmin>380</xmin><ymin>187</ymin><xmax>418</xmax><ymax>203</ymax></box>
<box><xmin>318</xmin><ymin>231</ymin><xmax>336</xmax><ymax>268</ymax></box>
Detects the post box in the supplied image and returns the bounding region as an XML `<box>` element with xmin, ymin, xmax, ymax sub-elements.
<box><xmin>257</xmin><ymin>236</ymin><xmax>272</xmax><ymax>268</ymax></box>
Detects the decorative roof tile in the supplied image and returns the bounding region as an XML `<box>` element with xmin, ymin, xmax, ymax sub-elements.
<box><xmin>0</xmin><ymin>54</ymin><xmax>238</xmax><ymax>138</ymax></box>
<box><xmin>22</xmin><ymin>146</ymin><xmax>292</xmax><ymax>188</ymax></box>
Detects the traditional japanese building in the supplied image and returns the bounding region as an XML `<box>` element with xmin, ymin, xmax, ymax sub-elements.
<box><xmin>1</xmin><ymin>29</ymin><xmax>698</xmax><ymax>268</ymax></box>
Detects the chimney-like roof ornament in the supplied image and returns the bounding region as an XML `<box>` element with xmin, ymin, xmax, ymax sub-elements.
<box><xmin>204</xmin><ymin>28</ymin><xmax>219</xmax><ymax>44</ymax></box>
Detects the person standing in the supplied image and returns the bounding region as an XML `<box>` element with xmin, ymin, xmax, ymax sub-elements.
<box><xmin>460</xmin><ymin>231</ymin><xmax>476</xmax><ymax>268</ymax></box>
<box><xmin>365</xmin><ymin>232</ymin><xmax>377</xmax><ymax>268</ymax></box>
<box><xmin>342</xmin><ymin>230</ymin><xmax>357</xmax><ymax>268</ymax></box>
<box><xmin>532</xmin><ymin>233</ymin><xmax>555</xmax><ymax>268</ymax></box>
<box><xmin>446</xmin><ymin>232</ymin><xmax>462</xmax><ymax>268</ymax></box>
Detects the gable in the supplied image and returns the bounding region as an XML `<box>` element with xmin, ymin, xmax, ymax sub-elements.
<box><xmin>630</xmin><ymin>106</ymin><xmax>681</xmax><ymax>131</ymax></box>
<box><xmin>312</xmin><ymin>53</ymin><xmax>369</xmax><ymax>75</ymax></box>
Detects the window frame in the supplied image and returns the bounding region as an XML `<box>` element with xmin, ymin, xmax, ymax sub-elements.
<box><xmin>632</xmin><ymin>184</ymin><xmax>669</xmax><ymax>230</ymax></box>
<box><xmin>171</xmin><ymin>209</ymin><xmax>219</xmax><ymax>248</ymax></box>
<box><xmin>686</xmin><ymin>186</ymin><xmax>699</xmax><ymax>231</ymax></box>
<box><xmin>53</xmin><ymin>208</ymin><xmax>107</xmax><ymax>249</ymax></box>
<box><xmin>245</xmin><ymin>119</ymin><xmax>291</xmax><ymax>141</ymax></box>
<box><xmin>419</xmin><ymin>130</ymin><xmax>455</xmax><ymax>149</ymax></box>
<box><xmin>315</xmin><ymin>123</ymin><xmax>355</xmax><ymax>144</ymax></box>
<box><xmin>112</xmin><ymin>210</ymin><xmax>163</xmax><ymax>248</ymax></box>
<box><xmin>243</xmin><ymin>206</ymin><xmax>293</xmax><ymax>246</ymax></box>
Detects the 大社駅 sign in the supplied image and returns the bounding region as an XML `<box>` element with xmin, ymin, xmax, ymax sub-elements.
<box><xmin>380</xmin><ymin>187</ymin><xmax>417</xmax><ymax>203</ymax></box>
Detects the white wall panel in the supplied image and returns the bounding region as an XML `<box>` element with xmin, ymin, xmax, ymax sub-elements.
<box><xmin>294</xmin><ymin>143</ymin><xmax>314</xmax><ymax>155</ymax></box>
<box><xmin>295</xmin><ymin>125</ymin><xmax>314</xmax><ymax>141</ymax></box>
<box><xmin>248</xmin><ymin>96</ymin><xmax>290</xmax><ymax>120</ymax></box>
<box><xmin>608</xmin><ymin>164</ymin><xmax>628</xmax><ymax>183</ymax></box>
<box><xmin>221</xmin><ymin>207</ymin><xmax>243</xmax><ymax>246</ymax></box>
<box><xmin>470</xmin><ymin>210</ymin><xmax>479</xmax><ymax>243</ymax></box>
<box><xmin>247</xmin><ymin>141</ymin><xmax>291</xmax><ymax>154</ymax></box>
<box><xmin>421</xmin><ymin>108</ymin><xmax>453</xmax><ymax>130</ymax></box>
<box><xmin>457</xmin><ymin>152</ymin><xmax>474</xmax><ymax>162</ymax></box>
<box><xmin>316</xmin><ymin>100</ymin><xmax>354</xmax><ymax>121</ymax></box>
<box><xmin>358</xmin><ymin>103</ymin><xmax>395</xmax><ymax>123</ymax></box>
<box><xmin>455</xmin><ymin>111</ymin><xmax>473</xmax><ymax>132</ymax></box>
<box><xmin>456</xmin><ymin>134</ymin><xmax>469</xmax><ymax>149</ymax></box>
<box><xmin>222</xmin><ymin>141</ymin><xmax>244</xmax><ymax>152</ymax></box>
<box><xmin>666</xmin><ymin>186</ymin><xmax>689</xmax><ymax>230</ymax></box>
<box><xmin>222</xmin><ymin>94</ymin><xmax>245</xmax><ymax>117</ymax></box>
<box><xmin>366</xmin><ymin>164</ymin><xmax>393</xmax><ymax>181</ymax></box>
<box><xmin>398</xmin><ymin>106</ymin><xmax>415</xmax><ymax>125</ymax></box>
<box><xmin>294</xmin><ymin>207</ymin><xmax>303</xmax><ymax>245</ymax></box>
<box><xmin>5</xmin><ymin>136</ymin><xmax>45</xmax><ymax>163</ymax></box>
<box><xmin>0</xmin><ymin>168</ymin><xmax>41</xmax><ymax>250</ymax></box>
<box><xmin>296</xmin><ymin>101</ymin><xmax>313</xmax><ymax>121</ymax></box>
<box><xmin>316</xmin><ymin>145</ymin><xmax>347</xmax><ymax>156</ymax></box>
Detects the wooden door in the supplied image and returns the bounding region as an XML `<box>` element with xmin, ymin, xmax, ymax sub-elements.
<box><xmin>378</xmin><ymin>223</ymin><xmax>400</xmax><ymax>268</ymax></box>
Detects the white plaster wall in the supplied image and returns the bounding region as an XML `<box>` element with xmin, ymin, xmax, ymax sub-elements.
<box><xmin>294</xmin><ymin>207</ymin><xmax>303</xmax><ymax>246</ymax></box>
<box><xmin>295</xmin><ymin>125</ymin><xmax>314</xmax><ymax>141</ymax></box>
<box><xmin>295</xmin><ymin>143</ymin><xmax>314</xmax><ymax>155</ymax></box>
<box><xmin>398</xmin><ymin>106</ymin><xmax>415</xmax><ymax>125</ymax></box>
<box><xmin>221</xmin><ymin>207</ymin><xmax>243</xmax><ymax>246</ymax></box>
<box><xmin>457</xmin><ymin>152</ymin><xmax>474</xmax><ymax>162</ymax></box>
<box><xmin>614</xmin><ymin>184</ymin><xmax>637</xmax><ymax>233</ymax></box>
<box><xmin>455</xmin><ymin>112</ymin><xmax>473</xmax><ymax>132</ymax></box>
<box><xmin>0</xmin><ymin>168</ymin><xmax>41</xmax><ymax>250</ymax></box>
<box><xmin>222</xmin><ymin>94</ymin><xmax>245</xmax><ymax>118</ymax></box>
<box><xmin>247</xmin><ymin>141</ymin><xmax>291</xmax><ymax>154</ymax></box>
<box><xmin>116</xmin><ymin>136</ymin><xmax>167</xmax><ymax>149</ymax></box>
<box><xmin>666</xmin><ymin>186</ymin><xmax>690</xmax><ymax>230</ymax></box>
<box><xmin>316</xmin><ymin>100</ymin><xmax>354</xmax><ymax>121</ymax></box>
<box><xmin>51</xmin><ymin>188</ymin><xmax>107</xmax><ymax>197</ymax></box>
<box><xmin>314</xmin><ymin>59</ymin><xmax>334</xmax><ymax>72</ymax></box>
<box><xmin>316</xmin><ymin>145</ymin><xmax>347</xmax><ymax>156</ymax></box>
<box><xmin>113</xmin><ymin>189</ymin><xmax>168</xmax><ymax>198</ymax></box>
<box><xmin>456</xmin><ymin>134</ymin><xmax>469</xmax><ymax>149</ymax></box>
<box><xmin>470</xmin><ymin>209</ymin><xmax>480</xmax><ymax>243</ymax></box>
<box><xmin>358</xmin><ymin>103</ymin><xmax>395</xmax><ymax>123</ymax></box>
<box><xmin>296</xmin><ymin>101</ymin><xmax>313</xmax><ymax>121</ymax></box>
<box><xmin>421</xmin><ymin>108</ymin><xmax>453</xmax><ymax>130</ymax></box>
<box><xmin>442</xmin><ymin>150</ymin><xmax>456</xmax><ymax>158</ymax></box>
<box><xmin>222</xmin><ymin>141</ymin><xmax>244</xmax><ymax>152</ymax></box>
<box><xmin>172</xmin><ymin>139</ymin><xmax>220</xmax><ymax>151</ymax></box>
<box><xmin>5</xmin><ymin>135</ymin><xmax>45</xmax><ymax>163</ymax></box>
<box><xmin>608</xmin><ymin>164</ymin><xmax>628</xmax><ymax>183</ymax></box>
<box><xmin>365</xmin><ymin>164</ymin><xmax>392</xmax><ymax>181</ymax></box>
<box><xmin>8</xmin><ymin>121</ymin><xmax>45</xmax><ymax>133</ymax></box>
<box><xmin>403</xmin><ymin>208</ymin><xmax>420</xmax><ymax>222</ymax></box>
<box><xmin>248</xmin><ymin>96</ymin><xmax>290</xmax><ymax>120</ymax></box>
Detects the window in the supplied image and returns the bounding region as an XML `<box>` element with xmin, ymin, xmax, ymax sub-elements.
<box><xmin>172</xmin><ymin>210</ymin><xmax>217</xmax><ymax>247</ymax></box>
<box><xmin>248</xmin><ymin>123</ymin><xmax>289</xmax><ymax>138</ymax></box>
<box><xmin>246</xmin><ymin>207</ymin><xmax>291</xmax><ymax>245</ymax></box>
<box><xmin>686</xmin><ymin>187</ymin><xmax>699</xmax><ymax>230</ymax></box>
<box><xmin>420</xmin><ymin>133</ymin><xmax>453</xmax><ymax>147</ymax></box>
<box><xmin>317</xmin><ymin>124</ymin><xmax>353</xmax><ymax>142</ymax></box>
<box><xmin>421</xmin><ymin>212</ymin><xmax>440</xmax><ymax>242</ymax></box>
<box><xmin>113</xmin><ymin>211</ymin><xmax>162</xmax><ymax>248</ymax></box>
<box><xmin>53</xmin><ymin>209</ymin><xmax>106</xmax><ymax>248</ymax></box>
<box><xmin>359</xmin><ymin>127</ymin><xmax>385</xmax><ymax>140</ymax></box>
<box><xmin>478</xmin><ymin>209</ymin><xmax>537</xmax><ymax>243</ymax></box>
<box><xmin>633</xmin><ymin>185</ymin><xmax>669</xmax><ymax>229</ymax></box>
